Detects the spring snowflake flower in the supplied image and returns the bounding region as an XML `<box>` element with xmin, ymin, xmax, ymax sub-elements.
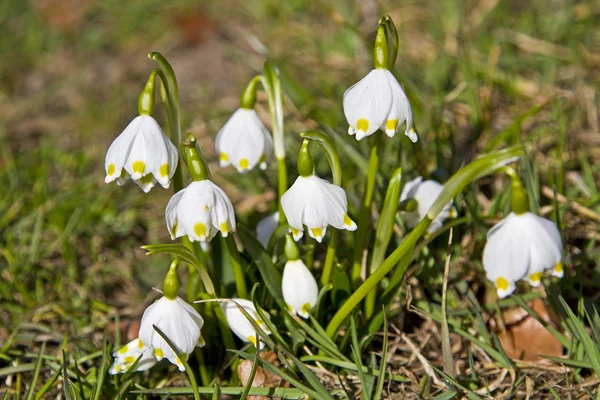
<box><xmin>222</xmin><ymin>298</ymin><xmax>271</xmax><ymax>349</ymax></box>
<box><xmin>215</xmin><ymin>108</ymin><xmax>273</xmax><ymax>173</ymax></box>
<box><xmin>483</xmin><ymin>212</ymin><xmax>563</xmax><ymax>298</ymax></box>
<box><xmin>165</xmin><ymin>180</ymin><xmax>236</xmax><ymax>242</ymax></box>
<box><xmin>104</xmin><ymin>115</ymin><xmax>179</xmax><ymax>192</ymax></box>
<box><xmin>139</xmin><ymin>296</ymin><xmax>205</xmax><ymax>371</ymax></box>
<box><xmin>109</xmin><ymin>338</ymin><xmax>157</xmax><ymax>374</ymax></box>
<box><xmin>282</xmin><ymin>259</ymin><xmax>318</xmax><ymax>318</ymax></box>
<box><xmin>256</xmin><ymin>212</ymin><xmax>279</xmax><ymax>248</ymax></box>
<box><xmin>281</xmin><ymin>175</ymin><xmax>357</xmax><ymax>242</ymax></box>
<box><xmin>400</xmin><ymin>177</ymin><xmax>456</xmax><ymax>234</ymax></box>
<box><xmin>343</xmin><ymin>69</ymin><xmax>415</xmax><ymax>142</ymax></box>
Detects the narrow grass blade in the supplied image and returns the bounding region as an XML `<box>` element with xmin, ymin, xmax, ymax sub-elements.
<box><xmin>373</xmin><ymin>311</ymin><xmax>389</xmax><ymax>400</ymax></box>
<box><xmin>35</xmin><ymin>365</ymin><xmax>62</xmax><ymax>400</ymax></box>
<box><xmin>511</xmin><ymin>296</ymin><xmax>570</xmax><ymax>349</ymax></box>
<box><xmin>90</xmin><ymin>336</ymin><xmax>108</xmax><ymax>400</ymax></box>
<box><xmin>350</xmin><ymin>317</ymin><xmax>371</xmax><ymax>400</ymax></box>
<box><xmin>239</xmin><ymin>346</ymin><xmax>260</xmax><ymax>400</ymax></box>
<box><xmin>25</xmin><ymin>342</ymin><xmax>45</xmax><ymax>400</ymax></box>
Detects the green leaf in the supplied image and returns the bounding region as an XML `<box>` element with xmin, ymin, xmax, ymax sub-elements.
<box><xmin>373</xmin><ymin>311</ymin><xmax>389</xmax><ymax>400</ymax></box>
<box><xmin>237</xmin><ymin>224</ymin><xmax>284</xmax><ymax>306</ymax></box>
<box><xmin>25</xmin><ymin>342</ymin><xmax>45</xmax><ymax>400</ymax></box>
<box><xmin>350</xmin><ymin>316</ymin><xmax>371</xmax><ymax>400</ymax></box>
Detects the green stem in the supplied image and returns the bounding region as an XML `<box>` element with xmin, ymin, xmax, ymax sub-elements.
<box><xmin>277</xmin><ymin>158</ymin><xmax>288</xmax><ymax>223</ymax></box>
<box><xmin>321</xmin><ymin>231</ymin><xmax>338</xmax><ymax>286</ymax></box>
<box><xmin>149</xmin><ymin>52</ymin><xmax>183</xmax><ymax>192</ymax></box>
<box><xmin>225</xmin><ymin>235</ymin><xmax>247</xmax><ymax>299</ymax></box>
<box><xmin>351</xmin><ymin>133</ymin><xmax>382</xmax><ymax>286</ymax></box>
<box><xmin>365</xmin><ymin>167</ymin><xmax>402</xmax><ymax>318</ymax></box>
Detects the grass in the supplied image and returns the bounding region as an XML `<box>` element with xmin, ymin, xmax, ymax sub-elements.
<box><xmin>1</xmin><ymin>0</ymin><xmax>600</xmax><ymax>398</ymax></box>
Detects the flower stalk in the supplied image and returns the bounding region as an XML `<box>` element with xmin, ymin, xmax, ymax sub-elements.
<box><xmin>351</xmin><ymin>132</ymin><xmax>383</xmax><ymax>286</ymax></box>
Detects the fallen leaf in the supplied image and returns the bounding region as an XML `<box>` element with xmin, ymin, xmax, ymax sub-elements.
<box><xmin>238</xmin><ymin>351</ymin><xmax>289</xmax><ymax>400</ymax></box>
<box><xmin>493</xmin><ymin>298</ymin><xmax>563</xmax><ymax>361</ymax></box>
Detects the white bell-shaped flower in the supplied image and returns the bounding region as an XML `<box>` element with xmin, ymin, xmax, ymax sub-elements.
<box><xmin>221</xmin><ymin>298</ymin><xmax>271</xmax><ymax>350</ymax></box>
<box><xmin>138</xmin><ymin>296</ymin><xmax>205</xmax><ymax>371</ymax></box>
<box><xmin>282</xmin><ymin>259</ymin><xmax>318</xmax><ymax>318</ymax></box>
<box><xmin>104</xmin><ymin>115</ymin><xmax>178</xmax><ymax>192</ymax></box>
<box><xmin>256</xmin><ymin>212</ymin><xmax>279</xmax><ymax>248</ymax></box>
<box><xmin>109</xmin><ymin>338</ymin><xmax>157</xmax><ymax>374</ymax></box>
<box><xmin>400</xmin><ymin>177</ymin><xmax>456</xmax><ymax>234</ymax></box>
<box><xmin>165</xmin><ymin>180</ymin><xmax>236</xmax><ymax>243</ymax></box>
<box><xmin>483</xmin><ymin>212</ymin><xmax>563</xmax><ymax>298</ymax></box>
<box><xmin>343</xmin><ymin>69</ymin><xmax>415</xmax><ymax>142</ymax></box>
<box><xmin>215</xmin><ymin>108</ymin><xmax>273</xmax><ymax>173</ymax></box>
<box><xmin>281</xmin><ymin>175</ymin><xmax>357</xmax><ymax>243</ymax></box>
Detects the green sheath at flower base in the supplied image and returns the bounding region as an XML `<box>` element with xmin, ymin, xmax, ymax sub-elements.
<box><xmin>240</xmin><ymin>76</ymin><xmax>261</xmax><ymax>110</ymax></box>
<box><xmin>137</xmin><ymin>69</ymin><xmax>159</xmax><ymax>115</ymax></box>
<box><xmin>398</xmin><ymin>198</ymin><xmax>418</xmax><ymax>212</ymax></box>
<box><xmin>162</xmin><ymin>259</ymin><xmax>180</xmax><ymax>299</ymax></box>
<box><xmin>297</xmin><ymin>139</ymin><xmax>314</xmax><ymax>177</ymax></box>
<box><xmin>373</xmin><ymin>24</ymin><xmax>389</xmax><ymax>70</ymax></box>
<box><xmin>508</xmin><ymin>171</ymin><xmax>529</xmax><ymax>215</ymax></box>
<box><xmin>180</xmin><ymin>133</ymin><xmax>211</xmax><ymax>182</ymax></box>
<box><xmin>284</xmin><ymin>235</ymin><xmax>300</xmax><ymax>261</ymax></box>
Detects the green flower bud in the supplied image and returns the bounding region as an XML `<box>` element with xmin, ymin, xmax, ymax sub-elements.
<box><xmin>373</xmin><ymin>24</ymin><xmax>389</xmax><ymax>70</ymax></box>
<box><xmin>284</xmin><ymin>234</ymin><xmax>300</xmax><ymax>261</ymax></box>
<box><xmin>240</xmin><ymin>76</ymin><xmax>260</xmax><ymax>109</ymax></box>
<box><xmin>162</xmin><ymin>259</ymin><xmax>180</xmax><ymax>299</ymax></box>
<box><xmin>137</xmin><ymin>69</ymin><xmax>159</xmax><ymax>116</ymax></box>
<box><xmin>297</xmin><ymin>139</ymin><xmax>314</xmax><ymax>177</ymax></box>
<box><xmin>180</xmin><ymin>133</ymin><xmax>211</xmax><ymax>181</ymax></box>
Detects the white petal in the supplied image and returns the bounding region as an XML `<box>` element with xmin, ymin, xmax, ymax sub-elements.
<box><xmin>256</xmin><ymin>212</ymin><xmax>280</xmax><ymax>248</ymax></box>
<box><xmin>523</xmin><ymin>214</ymin><xmax>563</xmax><ymax>285</ymax></box>
<box><xmin>166</xmin><ymin>189</ymin><xmax>186</xmax><ymax>239</ymax></box>
<box><xmin>215</xmin><ymin>109</ymin><xmax>272</xmax><ymax>173</ymax></box>
<box><xmin>400</xmin><ymin>178</ymin><xmax>452</xmax><ymax>233</ymax></box>
<box><xmin>282</xmin><ymin>260</ymin><xmax>318</xmax><ymax>318</ymax></box>
<box><xmin>483</xmin><ymin>213</ymin><xmax>530</xmax><ymax>297</ymax></box>
<box><xmin>139</xmin><ymin>296</ymin><xmax>204</xmax><ymax>369</ymax></box>
<box><xmin>381</xmin><ymin>70</ymin><xmax>414</xmax><ymax>141</ymax></box>
<box><xmin>105</xmin><ymin>116</ymin><xmax>143</xmax><ymax>183</ymax></box>
<box><xmin>222</xmin><ymin>298</ymin><xmax>271</xmax><ymax>350</ymax></box>
<box><xmin>343</xmin><ymin>69</ymin><xmax>392</xmax><ymax>140</ymax></box>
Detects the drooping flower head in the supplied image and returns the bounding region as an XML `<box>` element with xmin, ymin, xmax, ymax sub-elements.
<box><xmin>166</xmin><ymin>180</ymin><xmax>236</xmax><ymax>242</ymax></box>
<box><xmin>138</xmin><ymin>262</ymin><xmax>205</xmax><ymax>371</ymax></box>
<box><xmin>221</xmin><ymin>298</ymin><xmax>272</xmax><ymax>349</ymax></box>
<box><xmin>281</xmin><ymin>236</ymin><xmax>318</xmax><ymax>318</ymax></box>
<box><xmin>109</xmin><ymin>338</ymin><xmax>156</xmax><ymax>374</ymax></box>
<box><xmin>215</xmin><ymin>108</ymin><xmax>273</xmax><ymax>173</ymax></box>
<box><xmin>343</xmin><ymin>24</ymin><xmax>415</xmax><ymax>142</ymax></box>
<box><xmin>482</xmin><ymin>172</ymin><xmax>563</xmax><ymax>298</ymax></box>
<box><xmin>400</xmin><ymin>177</ymin><xmax>456</xmax><ymax>234</ymax></box>
<box><xmin>281</xmin><ymin>140</ymin><xmax>356</xmax><ymax>242</ymax></box>
<box><xmin>104</xmin><ymin>71</ymin><xmax>178</xmax><ymax>192</ymax></box>
<box><xmin>483</xmin><ymin>212</ymin><xmax>563</xmax><ymax>298</ymax></box>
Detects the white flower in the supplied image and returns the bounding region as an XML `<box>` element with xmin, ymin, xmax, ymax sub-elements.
<box><xmin>282</xmin><ymin>259</ymin><xmax>318</xmax><ymax>318</ymax></box>
<box><xmin>400</xmin><ymin>177</ymin><xmax>456</xmax><ymax>234</ymax></box>
<box><xmin>166</xmin><ymin>180</ymin><xmax>236</xmax><ymax>242</ymax></box>
<box><xmin>215</xmin><ymin>108</ymin><xmax>273</xmax><ymax>173</ymax></box>
<box><xmin>281</xmin><ymin>175</ymin><xmax>357</xmax><ymax>242</ymax></box>
<box><xmin>483</xmin><ymin>212</ymin><xmax>563</xmax><ymax>298</ymax></box>
<box><xmin>104</xmin><ymin>115</ymin><xmax>179</xmax><ymax>192</ymax></box>
<box><xmin>222</xmin><ymin>298</ymin><xmax>271</xmax><ymax>350</ymax></box>
<box><xmin>109</xmin><ymin>338</ymin><xmax>157</xmax><ymax>374</ymax></box>
<box><xmin>138</xmin><ymin>296</ymin><xmax>205</xmax><ymax>371</ymax></box>
<box><xmin>256</xmin><ymin>212</ymin><xmax>279</xmax><ymax>248</ymax></box>
<box><xmin>343</xmin><ymin>69</ymin><xmax>415</xmax><ymax>142</ymax></box>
